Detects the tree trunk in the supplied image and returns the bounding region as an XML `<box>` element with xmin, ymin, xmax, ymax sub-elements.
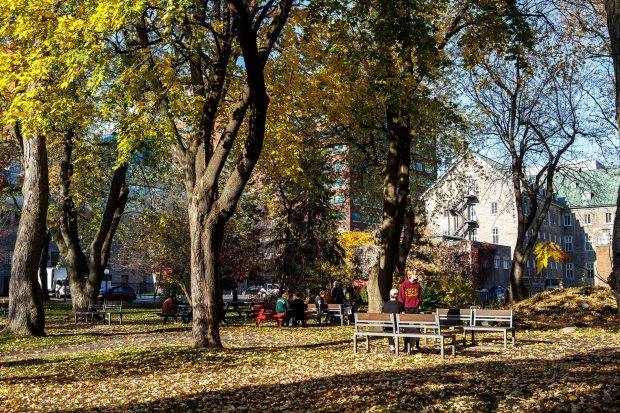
<box><xmin>189</xmin><ymin>204</ymin><xmax>222</xmax><ymax>348</ymax></box>
<box><xmin>38</xmin><ymin>231</ymin><xmax>51</xmax><ymax>301</ymax></box>
<box><xmin>605</xmin><ymin>1</ymin><xmax>620</xmax><ymax>314</ymax></box>
<box><xmin>610</xmin><ymin>186</ymin><xmax>620</xmax><ymax>312</ymax></box>
<box><xmin>3</xmin><ymin>133</ymin><xmax>48</xmax><ymax>336</ymax></box>
<box><xmin>370</xmin><ymin>108</ymin><xmax>411</xmax><ymax>314</ymax></box>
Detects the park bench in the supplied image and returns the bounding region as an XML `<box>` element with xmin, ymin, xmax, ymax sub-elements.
<box><xmin>327</xmin><ymin>303</ymin><xmax>348</xmax><ymax>326</ymax></box>
<box><xmin>460</xmin><ymin>309</ymin><xmax>515</xmax><ymax>350</ymax></box>
<box><xmin>157</xmin><ymin>305</ymin><xmax>192</xmax><ymax>324</ymax></box>
<box><xmin>437</xmin><ymin>308</ymin><xmax>473</xmax><ymax>328</ymax></box>
<box><xmin>255</xmin><ymin>308</ymin><xmax>287</xmax><ymax>327</ymax></box>
<box><xmin>224</xmin><ymin>301</ymin><xmax>253</xmax><ymax>317</ymax></box>
<box><xmin>74</xmin><ymin>301</ymin><xmax>124</xmax><ymax>325</ymax></box>
<box><xmin>353</xmin><ymin>313</ymin><xmax>398</xmax><ymax>354</ymax></box>
<box><xmin>396</xmin><ymin>313</ymin><xmax>457</xmax><ymax>358</ymax></box>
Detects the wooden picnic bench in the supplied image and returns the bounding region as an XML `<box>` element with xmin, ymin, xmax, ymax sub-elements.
<box><xmin>74</xmin><ymin>301</ymin><xmax>124</xmax><ymax>325</ymax></box>
<box><xmin>255</xmin><ymin>308</ymin><xmax>287</xmax><ymax>327</ymax></box>
<box><xmin>353</xmin><ymin>313</ymin><xmax>397</xmax><ymax>353</ymax></box>
<box><xmin>224</xmin><ymin>301</ymin><xmax>253</xmax><ymax>317</ymax></box>
<box><xmin>327</xmin><ymin>304</ymin><xmax>348</xmax><ymax>326</ymax></box>
<box><xmin>397</xmin><ymin>313</ymin><xmax>457</xmax><ymax>358</ymax></box>
<box><xmin>352</xmin><ymin>313</ymin><xmax>457</xmax><ymax>358</ymax></box>
<box><xmin>460</xmin><ymin>309</ymin><xmax>515</xmax><ymax>350</ymax></box>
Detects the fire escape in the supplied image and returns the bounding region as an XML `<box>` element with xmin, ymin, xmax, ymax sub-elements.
<box><xmin>448</xmin><ymin>193</ymin><xmax>479</xmax><ymax>239</ymax></box>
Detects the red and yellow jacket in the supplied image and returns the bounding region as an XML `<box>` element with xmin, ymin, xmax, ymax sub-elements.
<box><xmin>398</xmin><ymin>279</ymin><xmax>422</xmax><ymax>309</ymax></box>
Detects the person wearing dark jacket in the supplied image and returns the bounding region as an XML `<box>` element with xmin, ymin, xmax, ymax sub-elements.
<box><xmin>398</xmin><ymin>268</ymin><xmax>423</xmax><ymax>352</ymax></box>
<box><xmin>289</xmin><ymin>292</ymin><xmax>307</xmax><ymax>327</ymax></box>
<box><xmin>382</xmin><ymin>288</ymin><xmax>404</xmax><ymax>353</ymax></box>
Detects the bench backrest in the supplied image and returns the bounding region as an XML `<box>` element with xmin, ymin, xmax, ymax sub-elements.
<box><xmin>88</xmin><ymin>302</ymin><xmax>106</xmax><ymax>311</ymax></box>
<box><xmin>104</xmin><ymin>301</ymin><xmax>123</xmax><ymax>311</ymax></box>
<box><xmin>396</xmin><ymin>313</ymin><xmax>440</xmax><ymax>331</ymax></box>
<box><xmin>472</xmin><ymin>309</ymin><xmax>512</xmax><ymax>327</ymax></box>
<box><xmin>354</xmin><ymin>313</ymin><xmax>395</xmax><ymax>332</ymax></box>
<box><xmin>327</xmin><ymin>304</ymin><xmax>344</xmax><ymax>314</ymax></box>
<box><xmin>437</xmin><ymin>308</ymin><xmax>472</xmax><ymax>325</ymax></box>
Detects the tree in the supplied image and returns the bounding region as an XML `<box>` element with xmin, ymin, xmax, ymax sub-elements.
<box><xmin>605</xmin><ymin>0</ymin><xmax>620</xmax><ymax>314</ymax></box>
<box><xmin>110</xmin><ymin>0</ymin><xmax>294</xmax><ymax>348</ymax></box>
<box><xmin>468</xmin><ymin>7</ymin><xmax>596</xmax><ymax>300</ymax></box>
<box><xmin>310</xmin><ymin>0</ymin><xmax>532</xmax><ymax>312</ymax></box>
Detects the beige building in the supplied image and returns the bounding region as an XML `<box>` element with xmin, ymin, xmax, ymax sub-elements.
<box><xmin>424</xmin><ymin>152</ymin><xmax>620</xmax><ymax>294</ymax></box>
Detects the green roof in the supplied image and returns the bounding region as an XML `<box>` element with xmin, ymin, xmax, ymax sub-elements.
<box><xmin>553</xmin><ymin>169</ymin><xmax>620</xmax><ymax>208</ymax></box>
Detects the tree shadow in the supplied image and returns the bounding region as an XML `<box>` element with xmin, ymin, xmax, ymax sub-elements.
<box><xmin>48</xmin><ymin>347</ymin><xmax>620</xmax><ymax>413</ymax></box>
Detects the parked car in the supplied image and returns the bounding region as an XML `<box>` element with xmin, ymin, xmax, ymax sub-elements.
<box><xmin>98</xmin><ymin>285</ymin><xmax>136</xmax><ymax>302</ymax></box>
<box><xmin>241</xmin><ymin>286</ymin><xmax>262</xmax><ymax>296</ymax></box>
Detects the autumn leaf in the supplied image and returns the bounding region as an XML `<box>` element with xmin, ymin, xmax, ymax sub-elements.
<box><xmin>534</xmin><ymin>241</ymin><xmax>571</xmax><ymax>273</ymax></box>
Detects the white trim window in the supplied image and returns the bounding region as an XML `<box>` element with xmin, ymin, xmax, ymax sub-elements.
<box><xmin>494</xmin><ymin>257</ymin><xmax>500</xmax><ymax>269</ymax></box>
<box><xmin>503</xmin><ymin>258</ymin><xmax>510</xmax><ymax>270</ymax></box>
<box><xmin>563</xmin><ymin>214</ymin><xmax>572</xmax><ymax>226</ymax></box>
<box><xmin>584</xmin><ymin>213</ymin><xmax>591</xmax><ymax>225</ymax></box>
<box><xmin>584</xmin><ymin>235</ymin><xmax>593</xmax><ymax>251</ymax></box>
<box><xmin>564</xmin><ymin>236</ymin><xmax>573</xmax><ymax>252</ymax></box>
<box><xmin>565</xmin><ymin>263</ymin><xmax>574</xmax><ymax>279</ymax></box>
<box><xmin>492</xmin><ymin>228</ymin><xmax>499</xmax><ymax>244</ymax></box>
<box><xmin>606</xmin><ymin>212</ymin><xmax>613</xmax><ymax>224</ymax></box>
<box><xmin>586</xmin><ymin>262</ymin><xmax>594</xmax><ymax>278</ymax></box>
<box><xmin>491</xmin><ymin>202</ymin><xmax>498</xmax><ymax>215</ymax></box>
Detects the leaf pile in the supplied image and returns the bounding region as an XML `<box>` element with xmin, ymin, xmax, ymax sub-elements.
<box><xmin>511</xmin><ymin>286</ymin><xmax>619</xmax><ymax>329</ymax></box>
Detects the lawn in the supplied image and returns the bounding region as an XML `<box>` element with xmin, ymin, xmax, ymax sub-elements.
<box><xmin>1</xmin><ymin>291</ymin><xmax>620</xmax><ymax>413</ymax></box>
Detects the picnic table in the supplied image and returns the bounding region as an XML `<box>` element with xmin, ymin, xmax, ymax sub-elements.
<box><xmin>224</xmin><ymin>301</ymin><xmax>254</xmax><ymax>317</ymax></box>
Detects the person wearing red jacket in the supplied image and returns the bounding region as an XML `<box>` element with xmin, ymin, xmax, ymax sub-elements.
<box><xmin>398</xmin><ymin>268</ymin><xmax>423</xmax><ymax>352</ymax></box>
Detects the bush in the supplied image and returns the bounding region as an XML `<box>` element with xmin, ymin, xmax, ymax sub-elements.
<box><xmin>421</xmin><ymin>276</ymin><xmax>479</xmax><ymax>312</ymax></box>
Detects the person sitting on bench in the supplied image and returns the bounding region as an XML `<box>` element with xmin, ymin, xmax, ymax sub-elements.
<box><xmin>382</xmin><ymin>288</ymin><xmax>404</xmax><ymax>353</ymax></box>
<box><xmin>162</xmin><ymin>294</ymin><xmax>179</xmax><ymax>324</ymax></box>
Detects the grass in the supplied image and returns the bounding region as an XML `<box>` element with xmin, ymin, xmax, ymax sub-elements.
<box><xmin>1</xmin><ymin>290</ymin><xmax>620</xmax><ymax>412</ymax></box>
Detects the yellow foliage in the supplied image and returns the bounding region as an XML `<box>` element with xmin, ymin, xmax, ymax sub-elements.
<box><xmin>534</xmin><ymin>241</ymin><xmax>571</xmax><ymax>273</ymax></box>
<box><xmin>339</xmin><ymin>231</ymin><xmax>374</xmax><ymax>262</ymax></box>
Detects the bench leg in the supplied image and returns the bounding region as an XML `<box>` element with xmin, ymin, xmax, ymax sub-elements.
<box><xmin>395</xmin><ymin>337</ymin><xmax>399</xmax><ymax>356</ymax></box>
<box><xmin>353</xmin><ymin>335</ymin><xmax>357</xmax><ymax>353</ymax></box>
<box><xmin>440</xmin><ymin>339</ymin><xmax>445</xmax><ymax>359</ymax></box>
<box><xmin>462</xmin><ymin>331</ymin><xmax>467</xmax><ymax>346</ymax></box>
<box><xmin>452</xmin><ymin>336</ymin><xmax>456</xmax><ymax>357</ymax></box>
<box><xmin>120</xmin><ymin>314</ymin><xmax>123</xmax><ymax>325</ymax></box>
<box><xmin>503</xmin><ymin>330</ymin><xmax>507</xmax><ymax>350</ymax></box>
<box><xmin>512</xmin><ymin>330</ymin><xmax>516</xmax><ymax>347</ymax></box>
<box><xmin>365</xmin><ymin>336</ymin><xmax>370</xmax><ymax>353</ymax></box>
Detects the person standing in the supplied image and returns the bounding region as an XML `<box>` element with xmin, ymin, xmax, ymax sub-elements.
<box><xmin>330</xmin><ymin>281</ymin><xmax>345</xmax><ymax>304</ymax></box>
<box><xmin>382</xmin><ymin>288</ymin><xmax>404</xmax><ymax>353</ymax></box>
<box><xmin>398</xmin><ymin>268</ymin><xmax>423</xmax><ymax>352</ymax></box>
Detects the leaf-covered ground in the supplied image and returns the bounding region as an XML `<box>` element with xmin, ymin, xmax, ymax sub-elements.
<box><xmin>1</xmin><ymin>291</ymin><xmax>620</xmax><ymax>413</ymax></box>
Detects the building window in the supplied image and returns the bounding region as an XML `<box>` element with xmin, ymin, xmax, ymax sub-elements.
<box><xmin>503</xmin><ymin>258</ymin><xmax>510</xmax><ymax>270</ymax></box>
<box><xmin>443</xmin><ymin>207</ymin><xmax>449</xmax><ymax>217</ymax></box>
<box><xmin>492</xmin><ymin>228</ymin><xmax>499</xmax><ymax>244</ymax></box>
<box><xmin>494</xmin><ymin>257</ymin><xmax>500</xmax><ymax>269</ymax></box>
<box><xmin>584</xmin><ymin>235</ymin><xmax>593</xmax><ymax>251</ymax></box>
<box><xmin>333</xmin><ymin>178</ymin><xmax>346</xmax><ymax>188</ymax></box>
<box><xmin>600</xmin><ymin>229</ymin><xmax>612</xmax><ymax>245</ymax></box>
<box><xmin>581</xmin><ymin>190</ymin><xmax>593</xmax><ymax>201</ymax></box>
<box><xmin>584</xmin><ymin>213</ymin><xmax>591</xmax><ymax>225</ymax></box>
<box><xmin>586</xmin><ymin>263</ymin><xmax>594</xmax><ymax>278</ymax></box>
<box><xmin>491</xmin><ymin>202</ymin><xmax>498</xmax><ymax>215</ymax></box>
<box><xmin>563</xmin><ymin>214</ymin><xmax>572</xmax><ymax>226</ymax></box>
<box><xmin>566</xmin><ymin>263</ymin><xmax>573</xmax><ymax>279</ymax></box>
<box><xmin>7</xmin><ymin>250</ymin><xmax>13</xmax><ymax>265</ymax></box>
<box><xmin>564</xmin><ymin>236</ymin><xmax>572</xmax><ymax>252</ymax></box>
<box><xmin>470</xmin><ymin>229</ymin><xmax>478</xmax><ymax>242</ymax></box>
<box><xmin>606</xmin><ymin>212</ymin><xmax>613</xmax><ymax>224</ymax></box>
